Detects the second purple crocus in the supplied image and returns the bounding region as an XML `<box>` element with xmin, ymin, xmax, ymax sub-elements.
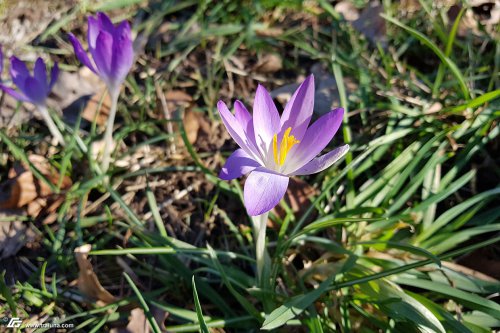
<box><xmin>218</xmin><ymin>75</ymin><xmax>349</xmax><ymax>216</ymax></box>
<box><xmin>68</xmin><ymin>12</ymin><xmax>134</xmax><ymax>173</ymax></box>
<box><xmin>0</xmin><ymin>48</ymin><xmax>65</xmax><ymax>145</ymax></box>
<box><xmin>68</xmin><ymin>12</ymin><xmax>133</xmax><ymax>96</ymax></box>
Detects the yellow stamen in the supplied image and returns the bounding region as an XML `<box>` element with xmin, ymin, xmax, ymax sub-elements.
<box><xmin>272</xmin><ymin>127</ymin><xmax>300</xmax><ymax>166</ymax></box>
<box><xmin>273</xmin><ymin>134</ymin><xmax>279</xmax><ymax>165</ymax></box>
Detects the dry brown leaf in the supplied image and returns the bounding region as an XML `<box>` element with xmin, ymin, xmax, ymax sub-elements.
<box><xmin>183</xmin><ymin>109</ymin><xmax>201</xmax><ymax>144</ymax></box>
<box><xmin>0</xmin><ymin>155</ymin><xmax>72</xmax><ymax>219</ymax></box>
<box><xmin>164</xmin><ymin>90</ymin><xmax>193</xmax><ymax>111</ymax></box>
<box><xmin>110</xmin><ymin>307</ymin><xmax>168</xmax><ymax>333</ymax></box>
<box><xmin>0</xmin><ymin>212</ymin><xmax>34</xmax><ymax>259</ymax></box>
<box><xmin>335</xmin><ymin>1</ymin><xmax>360</xmax><ymax>21</ymax></box>
<box><xmin>253</xmin><ymin>53</ymin><xmax>283</xmax><ymax>73</ymax></box>
<box><xmin>74</xmin><ymin>244</ymin><xmax>116</xmax><ymax>305</ymax></box>
<box><xmin>272</xmin><ymin>178</ymin><xmax>318</xmax><ymax>225</ymax></box>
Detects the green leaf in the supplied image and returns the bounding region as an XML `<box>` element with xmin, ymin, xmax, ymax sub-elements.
<box><xmin>262</xmin><ymin>277</ymin><xmax>333</xmax><ymax>330</ymax></box>
<box><xmin>382</xmin><ymin>14</ymin><xmax>470</xmax><ymax>99</ymax></box>
<box><xmin>449</xmin><ymin>89</ymin><xmax>500</xmax><ymax>113</ymax></box>
<box><xmin>123</xmin><ymin>273</ymin><xmax>162</xmax><ymax>333</ymax></box>
<box><xmin>396</xmin><ymin>277</ymin><xmax>500</xmax><ymax>319</ymax></box>
<box><xmin>356</xmin><ymin>241</ymin><xmax>441</xmax><ymax>266</ymax></box>
<box><xmin>192</xmin><ymin>276</ymin><xmax>210</xmax><ymax>333</ymax></box>
<box><xmin>416</xmin><ymin>187</ymin><xmax>500</xmax><ymax>243</ymax></box>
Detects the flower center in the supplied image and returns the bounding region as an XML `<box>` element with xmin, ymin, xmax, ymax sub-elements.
<box><xmin>272</xmin><ymin>127</ymin><xmax>300</xmax><ymax>166</ymax></box>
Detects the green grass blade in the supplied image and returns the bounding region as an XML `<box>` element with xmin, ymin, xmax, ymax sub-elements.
<box><xmin>382</xmin><ymin>14</ymin><xmax>470</xmax><ymax>100</ymax></box>
<box><xmin>192</xmin><ymin>276</ymin><xmax>210</xmax><ymax>333</ymax></box>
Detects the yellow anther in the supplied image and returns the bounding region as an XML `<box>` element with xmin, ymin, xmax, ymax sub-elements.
<box><xmin>272</xmin><ymin>127</ymin><xmax>300</xmax><ymax>166</ymax></box>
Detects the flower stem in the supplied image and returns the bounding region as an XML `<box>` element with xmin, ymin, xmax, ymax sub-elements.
<box><xmin>101</xmin><ymin>90</ymin><xmax>119</xmax><ymax>174</ymax></box>
<box><xmin>37</xmin><ymin>104</ymin><xmax>65</xmax><ymax>146</ymax></box>
<box><xmin>252</xmin><ymin>212</ymin><xmax>269</xmax><ymax>284</ymax></box>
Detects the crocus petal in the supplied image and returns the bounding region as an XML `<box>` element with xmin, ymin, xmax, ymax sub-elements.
<box><xmin>217</xmin><ymin>100</ymin><xmax>262</xmax><ymax>163</ymax></box>
<box><xmin>0</xmin><ymin>84</ymin><xmax>30</xmax><ymax>103</ymax></box>
<box><xmin>244</xmin><ymin>167</ymin><xmax>289</xmax><ymax>216</ymax></box>
<box><xmin>252</xmin><ymin>84</ymin><xmax>281</xmax><ymax>155</ymax></box>
<box><xmin>0</xmin><ymin>45</ymin><xmax>3</xmax><ymax>75</ymax></box>
<box><xmin>290</xmin><ymin>144</ymin><xmax>349</xmax><ymax>176</ymax></box>
<box><xmin>92</xmin><ymin>31</ymin><xmax>113</xmax><ymax>86</ymax></box>
<box><xmin>110</xmin><ymin>21</ymin><xmax>133</xmax><ymax>88</ymax></box>
<box><xmin>49</xmin><ymin>62</ymin><xmax>59</xmax><ymax>90</ymax></box>
<box><xmin>285</xmin><ymin>108</ymin><xmax>344</xmax><ymax>173</ymax></box>
<box><xmin>280</xmin><ymin>74</ymin><xmax>314</xmax><ymax>142</ymax></box>
<box><xmin>23</xmin><ymin>76</ymin><xmax>46</xmax><ymax>105</ymax></box>
<box><xmin>33</xmin><ymin>58</ymin><xmax>47</xmax><ymax>88</ymax></box>
<box><xmin>87</xmin><ymin>16</ymin><xmax>100</xmax><ymax>51</ymax></box>
<box><xmin>97</xmin><ymin>12</ymin><xmax>115</xmax><ymax>34</ymax></box>
<box><xmin>9</xmin><ymin>56</ymin><xmax>30</xmax><ymax>90</ymax></box>
<box><xmin>219</xmin><ymin>149</ymin><xmax>260</xmax><ymax>181</ymax></box>
<box><xmin>68</xmin><ymin>33</ymin><xmax>97</xmax><ymax>73</ymax></box>
<box><xmin>234</xmin><ymin>100</ymin><xmax>255</xmax><ymax>143</ymax></box>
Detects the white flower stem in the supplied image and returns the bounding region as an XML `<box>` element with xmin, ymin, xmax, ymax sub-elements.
<box><xmin>101</xmin><ymin>90</ymin><xmax>119</xmax><ymax>174</ymax></box>
<box><xmin>252</xmin><ymin>212</ymin><xmax>269</xmax><ymax>284</ymax></box>
<box><xmin>37</xmin><ymin>104</ymin><xmax>65</xmax><ymax>146</ymax></box>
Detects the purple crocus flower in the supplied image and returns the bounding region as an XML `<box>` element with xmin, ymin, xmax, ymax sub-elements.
<box><xmin>218</xmin><ymin>75</ymin><xmax>349</xmax><ymax>216</ymax></box>
<box><xmin>68</xmin><ymin>12</ymin><xmax>133</xmax><ymax>95</ymax></box>
<box><xmin>0</xmin><ymin>55</ymin><xmax>59</xmax><ymax>107</ymax></box>
<box><xmin>0</xmin><ymin>47</ymin><xmax>64</xmax><ymax>145</ymax></box>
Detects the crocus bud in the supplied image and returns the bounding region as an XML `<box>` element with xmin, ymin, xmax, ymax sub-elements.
<box><xmin>0</xmin><ymin>55</ymin><xmax>58</xmax><ymax>107</ymax></box>
<box><xmin>68</xmin><ymin>12</ymin><xmax>133</xmax><ymax>96</ymax></box>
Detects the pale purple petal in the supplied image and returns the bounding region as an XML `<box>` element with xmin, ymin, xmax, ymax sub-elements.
<box><xmin>49</xmin><ymin>62</ymin><xmax>59</xmax><ymax>90</ymax></box>
<box><xmin>0</xmin><ymin>84</ymin><xmax>30</xmax><ymax>103</ymax></box>
<box><xmin>217</xmin><ymin>100</ymin><xmax>262</xmax><ymax>163</ymax></box>
<box><xmin>87</xmin><ymin>16</ymin><xmax>100</xmax><ymax>51</ymax></box>
<box><xmin>219</xmin><ymin>149</ymin><xmax>260</xmax><ymax>181</ymax></box>
<box><xmin>252</xmin><ymin>84</ymin><xmax>281</xmax><ymax>154</ymax></box>
<box><xmin>280</xmin><ymin>74</ymin><xmax>314</xmax><ymax>141</ymax></box>
<box><xmin>92</xmin><ymin>31</ymin><xmax>113</xmax><ymax>86</ymax></box>
<box><xmin>33</xmin><ymin>58</ymin><xmax>47</xmax><ymax>88</ymax></box>
<box><xmin>234</xmin><ymin>100</ymin><xmax>255</xmax><ymax>143</ymax></box>
<box><xmin>23</xmin><ymin>76</ymin><xmax>46</xmax><ymax>105</ymax></box>
<box><xmin>244</xmin><ymin>167</ymin><xmax>289</xmax><ymax>216</ymax></box>
<box><xmin>68</xmin><ymin>33</ymin><xmax>97</xmax><ymax>73</ymax></box>
<box><xmin>0</xmin><ymin>46</ymin><xmax>3</xmax><ymax>75</ymax></box>
<box><xmin>111</xmin><ymin>21</ymin><xmax>133</xmax><ymax>86</ymax></box>
<box><xmin>9</xmin><ymin>56</ymin><xmax>29</xmax><ymax>90</ymax></box>
<box><xmin>290</xmin><ymin>144</ymin><xmax>349</xmax><ymax>176</ymax></box>
<box><xmin>285</xmin><ymin>108</ymin><xmax>344</xmax><ymax>173</ymax></box>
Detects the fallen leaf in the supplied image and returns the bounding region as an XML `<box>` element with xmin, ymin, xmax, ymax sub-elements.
<box><xmin>335</xmin><ymin>1</ymin><xmax>360</xmax><ymax>21</ymax></box>
<box><xmin>272</xmin><ymin>177</ymin><xmax>318</xmax><ymax>224</ymax></box>
<box><xmin>183</xmin><ymin>109</ymin><xmax>201</xmax><ymax>144</ymax></box>
<box><xmin>74</xmin><ymin>244</ymin><xmax>116</xmax><ymax>305</ymax></box>
<box><xmin>253</xmin><ymin>53</ymin><xmax>283</xmax><ymax>73</ymax></box>
<box><xmin>110</xmin><ymin>306</ymin><xmax>168</xmax><ymax>333</ymax></box>
<box><xmin>0</xmin><ymin>212</ymin><xmax>34</xmax><ymax>259</ymax></box>
<box><xmin>0</xmin><ymin>155</ymin><xmax>72</xmax><ymax>220</ymax></box>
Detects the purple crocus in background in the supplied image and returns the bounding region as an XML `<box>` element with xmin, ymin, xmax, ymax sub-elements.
<box><xmin>0</xmin><ymin>48</ymin><xmax>65</xmax><ymax>145</ymax></box>
<box><xmin>218</xmin><ymin>75</ymin><xmax>349</xmax><ymax>216</ymax></box>
<box><xmin>68</xmin><ymin>12</ymin><xmax>134</xmax><ymax>173</ymax></box>
<box><xmin>68</xmin><ymin>12</ymin><xmax>133</xmax><ymax>96</ymax></box>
